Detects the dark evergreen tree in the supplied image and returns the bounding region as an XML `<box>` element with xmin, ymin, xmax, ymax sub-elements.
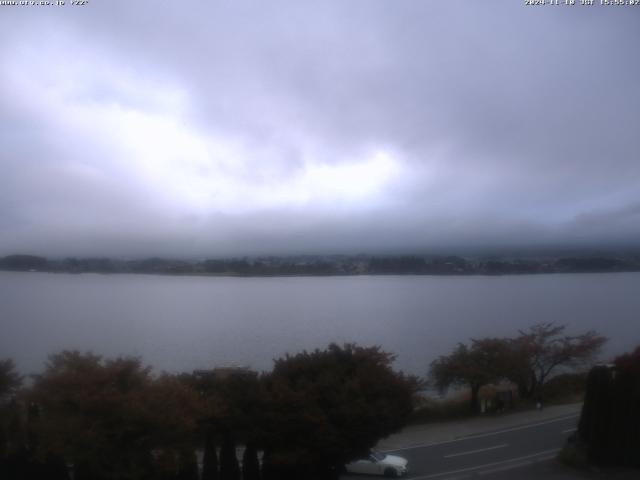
<box><xmin>577</xmin><ymin>346</ymin><xmax>640</xmax><ymax>467</ymax></box>
<box><xmin>578</xmin><ymin>366</ymin><xmax>614</xmax><ymax>464</ymax></box>
<box><xmin>34</xmin><ymin>452</ymin><xmax>70</xmax><ymax>480</ymax></box>
<box><xmin>177</xmin><ymin>448</ymin><xmax>199</xmax><ymax>480</ymax></box>
<box><xmin>3</xmin><ymin>447</ymin><xmax>29</xmax><ymax>480</ymax></box>
<box><xmin>202</xmin><ymin>430</ymin><xmax>219</xmax><ymax>480</ymax></box>
<box><xmin>154</xmin><ymin>450</ymin><xmax>178</xmax><ymax>480</ymax></box>
<box><xmin>241</xmin><ymin>442</ymin><xmax>260</xmax><ymax>480</ymax></box>
<box><xmin>611</xmin><ymin>347</ymin><xmax>640</xmax><ymax>466</ymax></box>
<box><xmin>219</xmin><ymin>434</ymin><xmax>240</xmax><ymax>480</ymax></box>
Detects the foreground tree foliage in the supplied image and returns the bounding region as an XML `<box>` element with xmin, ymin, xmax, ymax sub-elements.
<box><xmin>0</xmin><ymin>360</ymin><xmax>22</xmax><ymax>402</ymax></box>
<box><xmin>430</xmin><ymin>323</ymin><xmax>607</xmax><ymax>412</ymax></box>
<box><xmin>0</xmin><ymin>359</ymin><xmax>24</xmax><ymax>479</ymax></box>
<box><xmin>219</xmin><ymin>433</ymin><xmax>241</xmax><ymax>480</ymax></box>
<box><xmin>0</xmin><ymin>326</ymin><xmax>611</xmax><ymax>479</ymax></box>
<box><xmin>430</xmin><ymin>338</ymin><xmax>512</xmax><ymax>413</ymax></box>
<box><xmin>261</xmin><ymin>343</ymin><xmax>419</xmax><ymax>479</ymax></box>
<box><xmin>0</xmin><ymin>359</ymin><xmax>22</xmax><ymax>455</ymax></box>
<box><xmin>2</xmin><ymin>343</ymin><xmax>418</xmax><ymax>479</ymax></box>
<box><xmin>510</xmin><ymin>323</ymin><xmax>607</xmax><ymax>399</ymax></box>
<box><xmin>184</xmin><ymin>365</ymin><xmax>264</xmax><ymax>480</ymax></box>
<box><xmin>27</xmin><ymin>351</ymin><xmax>203</xmax><ymax>480</ymax></box>
<box><xmin>201</xmin><ymin>430</ymin><xmax>219</xmax><ymax>480</ymax></box>
<box><xmin>241</xmin><ymin>442</ymin><xmax>261</xmax><ymax>480</ymax></box>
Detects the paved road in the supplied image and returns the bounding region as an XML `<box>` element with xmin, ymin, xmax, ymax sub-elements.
<box><xmin>342</xmin><ymin>413</ymin><xmax>580</xmax><ymax>480</ymax></box>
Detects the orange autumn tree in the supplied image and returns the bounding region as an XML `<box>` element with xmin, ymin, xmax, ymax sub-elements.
<box><xmin>28</xmin><ymin>351</ymin><xmax>203</xmax><ymax>480</ymax></box>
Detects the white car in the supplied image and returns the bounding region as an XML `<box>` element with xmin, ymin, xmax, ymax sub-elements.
<box><xmin>345</xmin><ymin>451</ymin><xmax>409</xmax><ymax>477</ymax></box>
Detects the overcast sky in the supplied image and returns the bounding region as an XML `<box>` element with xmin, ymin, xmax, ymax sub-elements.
<box><xmin>1</xmin><ymin>1</ymin><xmax>639</xmax><ymax>257</ymax></box>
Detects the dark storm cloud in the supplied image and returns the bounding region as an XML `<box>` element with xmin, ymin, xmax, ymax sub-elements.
<box><xmin>1</xmin><ymin>1</ymin><xmax>639</xmax><ymax>256</ymax></box>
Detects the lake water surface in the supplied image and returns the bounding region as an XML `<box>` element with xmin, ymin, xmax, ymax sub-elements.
<box><xmin>1</xmin><ymin>271</ymin><xmax>638</xmax><ymax>376</ymax></box>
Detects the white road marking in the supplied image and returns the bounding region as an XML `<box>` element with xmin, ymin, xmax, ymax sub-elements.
<box><xmin>406</xmin><ymin>448</ymin><xmax>560</xmax><ymax>479</ymax></box>
<box><xmin>561</xmin><ymin>427</ymin><xmax>576</xmax><ymax>434</ymax></box>
<box><xmin>478</xmin><ymin>453</ymin><xmax>558</xmax><ymax>475</ymax></box>
<box><xmin>380</xmin><ymin>413</ymin><xmax>579</xmax><ymax>453</ymax></box>
<box><xmin>443</xmin><ymin>443</ymin><xmax>508</xmax><ymax>458</ymax></box>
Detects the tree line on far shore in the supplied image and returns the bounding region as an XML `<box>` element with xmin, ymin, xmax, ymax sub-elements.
<box><xmin>2</xmin><ymin>252</ymin><xmax>639</xmax><ymax>277</ymax></box>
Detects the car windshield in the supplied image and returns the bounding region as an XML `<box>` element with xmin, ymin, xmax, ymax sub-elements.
<box><xmin>370</xmin><ymin>451</ymin><xmax>386</xmax><ymax>462</ymax></box>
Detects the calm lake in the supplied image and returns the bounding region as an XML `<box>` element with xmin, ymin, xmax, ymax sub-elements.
<box><xmin>1</xmin><ymin>271</ymin><xmax>638</xmax><ymax>376</ymax></box>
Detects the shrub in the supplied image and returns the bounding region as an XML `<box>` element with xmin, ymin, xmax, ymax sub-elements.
<box><xmin>540</xmin><ymin>372</ymin><xmax>587</xmax><ymax>403</ymax></box>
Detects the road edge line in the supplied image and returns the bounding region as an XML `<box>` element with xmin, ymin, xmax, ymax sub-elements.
<box><xmin>380</xmin><ymin>413</ymin><xmax>579</xmax><ymax>452</ymax></box>
<box><xmin>443</xmin><ymin>443</ymin><xmax>508</xmax><ymax>458</ymax></box>
<box><xmin>406</xmin><ymin>448</ymin><xmax>561</xmax><ymax>479</ymax></box>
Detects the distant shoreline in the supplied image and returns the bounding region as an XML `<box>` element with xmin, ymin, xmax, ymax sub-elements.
<box><xmin>2</xmin><ymin>252</ymin><xmax>639</xmax><ymax>278</ymax></box>
<box><xmin>3</xmin><ymin>270</ymin><xmax>640</xmax><ymax>280</ymax></box>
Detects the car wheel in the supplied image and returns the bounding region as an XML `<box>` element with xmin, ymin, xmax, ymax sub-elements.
<box><xmin>383</xmin><ymin>467</ymin><xmax>398</xmax><ymax>478</ymax></box>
